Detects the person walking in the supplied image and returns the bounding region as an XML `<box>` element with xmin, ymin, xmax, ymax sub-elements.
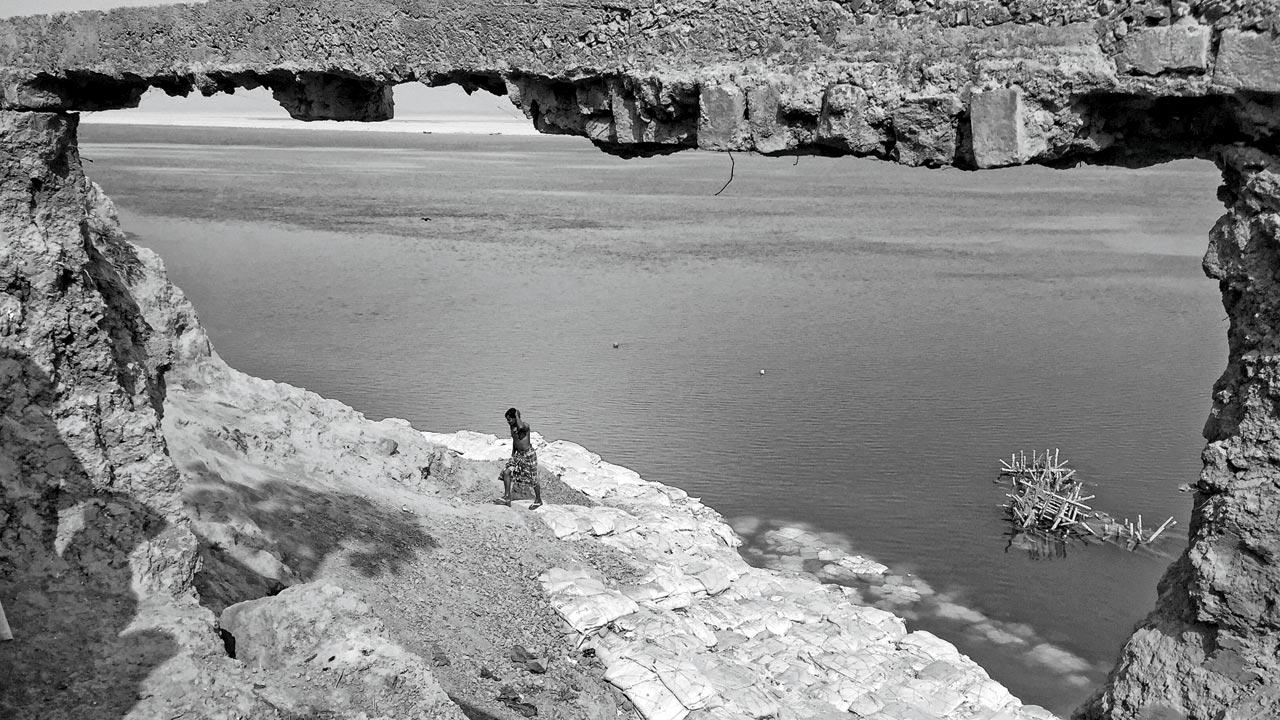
<box><xmin>499</xmin><ymin>407</ymin><xmax>542</xmax><ymax>509</ymax></box>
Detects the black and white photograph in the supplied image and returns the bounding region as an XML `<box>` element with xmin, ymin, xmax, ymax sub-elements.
<box><xmin>0</xmin><ymin>1</ymin><xmax>1276</xmax><ymax>719</ymax></box>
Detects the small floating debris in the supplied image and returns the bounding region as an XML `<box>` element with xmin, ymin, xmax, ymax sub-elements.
<box><xmin>997</xmin><ymin>449</ymin><xmax>1176</xmax><ymax>552</ymax></box>
<box><xmin>612</xmin><ymin>341</ymin><xmax>620</xmax><ymax>349</ymax></box>
<box><xmin>759</xmin><ymin>369</ymin><xmax>766</xmax><ymax>376</ymax></box>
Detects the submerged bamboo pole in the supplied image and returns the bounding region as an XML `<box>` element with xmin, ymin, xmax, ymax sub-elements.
<box><xmin>1145</xmin><ymin>517</ymin><xmax>1177</xmax><ymax>544</ymax></box>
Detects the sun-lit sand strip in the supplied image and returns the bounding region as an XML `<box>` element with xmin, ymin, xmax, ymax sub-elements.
<box><xmin>79</xmin><ymin>111</ymin><xmax>541</xmax><ymax>136</ymax></box>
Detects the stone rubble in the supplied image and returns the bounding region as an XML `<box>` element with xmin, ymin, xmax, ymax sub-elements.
<box><xmin>220</xmin><ymin>583</ymin><xmax>467</xmax><ymax>720</ymax></box>
<box><xmin>426</xmin><ymin>432</ymin><xmax>1058</xmax><ymax>720</ymax></box>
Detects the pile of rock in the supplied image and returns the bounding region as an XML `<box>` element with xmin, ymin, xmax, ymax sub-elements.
<box><xmin>219</xmin><ymin>583</ymin><xmax>466</xmax><ymax>720</ymax></box>
<box><xmin>539</xmin><ymin>558</ymin><xmax>1048</xmax><ymax>720</ymax></box>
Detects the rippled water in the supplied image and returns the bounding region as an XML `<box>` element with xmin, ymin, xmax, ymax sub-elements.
<box><xmin>81</xmin><ymin>124</ymin><xmax>1226</xmax><ymax>714</ymax></box>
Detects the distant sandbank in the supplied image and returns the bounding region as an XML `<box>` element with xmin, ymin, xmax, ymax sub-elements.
<box><xmin>79</xmin><ymin>111</ymin><xmax>541</xmax><ymax>136</ymax></box>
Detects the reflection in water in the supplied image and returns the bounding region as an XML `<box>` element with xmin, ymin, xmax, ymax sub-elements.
<box><xmin>1004</xmin><ymin>530</ymin><xmax>1071</xmax><ymax>561</ymax></box>
<box><xmin>1000</xmin><ymin>526</ymin><xmax>1178</xmax><ymax>563</ymax></box>
<box><xmin>733</xmin><ymin>517</ymin><xmax>1108</xmax><ymax>694</ymax></box>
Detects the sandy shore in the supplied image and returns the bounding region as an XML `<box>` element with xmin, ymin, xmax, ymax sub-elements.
<box><xmin>80</xmin><ymin>111</ymin><xmax>541</xmax><ymax>135</ymax></box>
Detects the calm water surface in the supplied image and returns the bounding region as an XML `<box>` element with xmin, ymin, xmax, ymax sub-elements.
<box><xmin>81</xmin><ymin>124</ymin><xmax>1226</xmax><ymax>715</ymax></box>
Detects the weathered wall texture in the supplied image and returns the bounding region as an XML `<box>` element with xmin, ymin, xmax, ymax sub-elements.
<box><xmin>0</xmin><ymin>110</ymin><xmax>241</xmax><ymax>718</ymax></box>
<box><xmin>0</xmin><ymin>0</ymin><xmax>1278</xmax><ymax>164</ymax></box>
<box><xmin>2</xmin><ymin>1</ymin><xmax>1280</xmax><ymax>719</ymax></box>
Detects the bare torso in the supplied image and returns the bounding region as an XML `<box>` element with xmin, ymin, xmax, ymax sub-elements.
<box><xmin>511</xmin><ymin>421</ymin><xmax>533</xmax><ymax>453</ymax></box>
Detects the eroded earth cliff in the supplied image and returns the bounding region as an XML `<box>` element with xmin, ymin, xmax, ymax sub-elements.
<box><xmin>3</xmin><ymin>0</ymin><xmax>1280</xmax><ymax>719</ymax></box>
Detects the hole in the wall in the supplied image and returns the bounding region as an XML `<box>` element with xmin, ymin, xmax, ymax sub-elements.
<box><xmin>80</xmin><ymin>82</ymin><xmax>533</xmax><ymax>136</ymax></box>
<box><xmin>1053</xmin><ymin>94</ymin><xmax>1244</xmax><ymax>168</ymax></box>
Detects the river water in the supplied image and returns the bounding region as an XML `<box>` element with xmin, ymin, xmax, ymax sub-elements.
<box><xmin>81</xmin><ymin>123</ymin><xmax>1225</xmax><ymax>715</ymax></box>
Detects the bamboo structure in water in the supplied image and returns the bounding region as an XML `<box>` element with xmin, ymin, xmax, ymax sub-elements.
<box><xmin>997</xmin><ymin>449</ymin><xmax>1177</xmax><ymax>551</ymax></box>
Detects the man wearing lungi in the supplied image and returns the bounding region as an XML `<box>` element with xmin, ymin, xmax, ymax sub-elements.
<box><xmin>500</xmin><ymin>407</ymin><xmax>542</xmax><ymax>508</ymax></box>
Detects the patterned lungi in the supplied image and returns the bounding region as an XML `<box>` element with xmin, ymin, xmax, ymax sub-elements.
<box><xmin>503</xmin><ymin>448</ymin><xmax>540</xmax><ymax>488</ymax></box>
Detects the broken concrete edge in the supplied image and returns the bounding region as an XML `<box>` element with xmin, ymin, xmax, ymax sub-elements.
<box><xmin>970</xmin><ymin>87</ymin><xmax>1026</xmax><ymax>168</ymax></box>
<box><xmin>12</xmin><ymin>59</ymin><xmax>1276</xmax><ymax>169</ymax></box>
<box><xmin>1214</xmin><ymin>29</ymin><xmax>1280</xmax><ymax>93</ymax></box>
<box><xmin>0</xmin><ymin>67</ymin><xmax>401</xmax><ymax>120</ymax></box>
<box><xmin>1109</xmin><ymin>24</ymin><xmax>1280</xmax><ymax>94</ymax></box>
<box><xmin>1115</xmin><ymin>24</ymin><xmax>1212</xmax><ymax>77</ymax></box>
<box><xmin>2</xmin><ymin>12</ymin><xmax>1279</xmax><ymax>167</ymax></box>
<box><xmin>0</xmin><ymin>62</ymin><xmax>1166</xmax><ymax>169</ymax></box>
<box><xmin>515</xmin><ymin>73</ymin><xmax>1280</xmax><ymax>168</ymax></box>
<box><xmin>1</xmin><ymin>1</ymin><xmax>1280</xmax><ymax>157</ymax></box>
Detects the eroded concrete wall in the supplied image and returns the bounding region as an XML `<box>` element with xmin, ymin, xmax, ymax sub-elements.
<box><xmin>0</xmin><ymin>0</ymin><xmax>1278</xmax><ymax>164</ymax></box>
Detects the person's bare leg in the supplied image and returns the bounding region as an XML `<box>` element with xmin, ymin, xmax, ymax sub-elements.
<box><xmin>530</xmin><ymin>484</ymin><xmax>542</xmax><ymax>510</ymax></box>
<box><xmin>500</xmin><ymin>468</ymin><xmax>512</xmax><ymax>504</ymax></box>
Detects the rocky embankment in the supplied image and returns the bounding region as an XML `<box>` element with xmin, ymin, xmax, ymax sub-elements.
<box><xmin>431</xmin><ymin>433</ymin><xmax>1058</xmax><ymax>720</ymax></box>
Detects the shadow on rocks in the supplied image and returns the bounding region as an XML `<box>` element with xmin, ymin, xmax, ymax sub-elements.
<box><xmin>184</xmin><ymin>463</ymin><xmax>441</xmax><ymax>613</ymax></box>
<box><xmin>449</xmin><ymin>696</ymin><xmax>511</xmax><ymax>720</ymax></box>
<box><xmin>0</xmin><ymin>351</ymin><xmax>177</xmax><ymax>720</ymax></box>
